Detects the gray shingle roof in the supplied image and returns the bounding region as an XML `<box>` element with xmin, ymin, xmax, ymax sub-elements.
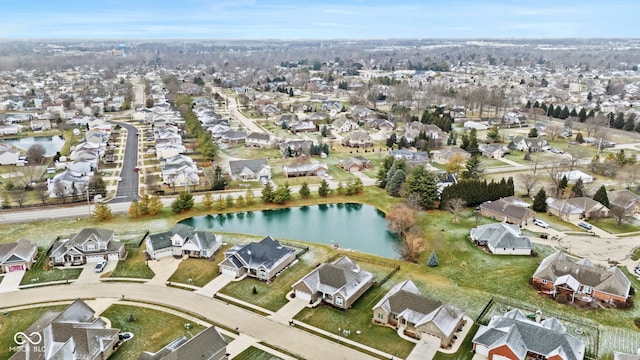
<box><xmin>137</xmin><ymin>326</ymin><xmax>227</xmax><ymax>360</ymax></box>
<box><xmin>224</xmin><ymin>236</ymin><xmax>295</xmax><ymax>271</ymax></box>
<box><xmin>228</xmin><ymin>159</ymin><xmax>269</xmax><ymax>177</ymax></box>
<box><xmin>470</xmin><ymin>223</ymin><xmax>532</xmax><ymax>250</ymax></box>
<box><xmin>294</xmin><ymin>256</ymin><xmax>373</xmax><ymax>300</ymax></box>
<box><xmin>148</xmin><ymin>224</ymin><xmax>221</xmax><ymax>253</ymax></box>
<box><xmin>472</xmin><ymin>309</ymin><xmax>585</xmax><ymax>360</ymax></box>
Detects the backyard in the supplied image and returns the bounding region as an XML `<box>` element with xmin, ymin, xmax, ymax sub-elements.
<box><xmin>0</xmin><ymin>305</ymin><xmax>68</xmax><ymax>360</ymax></box>
<box><xmin>102</xmin><ymin>304</ymin><xmax>207</xmax><ymax>360</ymax></box>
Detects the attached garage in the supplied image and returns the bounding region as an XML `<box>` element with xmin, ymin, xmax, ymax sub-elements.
<box><xmin>294</xmin><ymin>290</ymin><xmax>312</xmax><ymax>302</ymax></box>
<box><xmin>220</xmin><ymin>266</ymin><xmax>238</xmax><ymax>277</ymax></box>
<box><xmin>107</xmin><ymin>253</ymin><xmax>120</xmax><ymax>261</ymax></box>
<box><xmin>85</xmin><ymin>255</ymin><xmax>105</xmax><ymax>263</ymax></box>
<box><xmin>7</xmin><ymin>264</ymin><xmax>25</xmax><ymax>272</ymax></box>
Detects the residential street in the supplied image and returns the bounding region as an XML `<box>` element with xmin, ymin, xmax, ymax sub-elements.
<box><xmin>0</xmin><ymin>283</ymin><xmax>378</xmax><ymax>360</ymax></box>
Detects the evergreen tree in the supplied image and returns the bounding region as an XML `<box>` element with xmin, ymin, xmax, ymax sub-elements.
<box><xmin>299</xmin><ymin>182</ymin><xmax>311</xmax><ymax>199</ymax></box>
<box><xmin>320</xmin><ymin>125</ymin><xmax>329</xmax><ymax>137</ymax></box>
<box><xmin>171</xmin><ymin>192</ymin><xmax>194</xmax><ymax>213</ymax></box>
<box><xmin>528</xmin><ymin>127</ymin><xmax>539</xmax><ymax>138</ymax></box>
<box><xmin>336</xmin><ymin>181</ymin><xmax>345</xmax><ymax>195</ymax></box>
<box><xmin>427</xmin><ymin>251</ymin><xmax>439</xmax><ymax>267</ymax></box>
<box><xmin>525</xmin><ymin>100</ymin><xmax>532</xmax><ymax>109</ymax></box>
<box><xmin>486</xmin><ymin>126</ymin><xmax>501</xmax><ymax>143</ymax></box>
<box><xmin>273</xmin><ymin>183</ymin><xmax>291</xmax><ymax>204</ymax></box>
<box><xmin>201</xmin><ymin>193</ymin><xmax>214</xmax><ymax>209</ymax></box>
<box><xmin>386</xmin><ymin>169</ymin><xmax>406</xmax><ymax>197</ymax></box>
<box><xmin>578</xmin><ymin>108</ymin><xmax>587</xmax><ymax>122</ymax></box>
<box><xmin>261</xmin><ymin>182</ymin><xmax>275</xmax><ymax>203</ymax></box>
<box><xmin>447</xmin><ymin>131</ymin><xmax>457</xmax><ymax>145</ymax></box>
<box><xmin>575</xmin><ymin>132</ymin><xmax>585</xmax><ymax>143</ymax></box>
<box><xmin>587</xmin><ymin>91</ymin><xmax>593</xmax><ymax>101</ymax></box>
<box><xmin>377</xmin><ymin>156</ymin><xmax>395</xmax><ymax>188</ymax></box>
<box><xmin>405</xmin><ymin>167</ymin><xmax>439</xmax><ymax>210</ymax></box>
<box><xmin>559</xmin><ymin>176</ymin><xmax>569</xmax><ymax>192</ymax></box>
<box><xmin>462</xmin><ymin>156</ymin><xmax>483</xmax><ymax>180</ymax></box>
<box><xmin>570</xmin><ymin>108</ymin><xmax>578</xmax><ymax>118</ymax></box>
<box><xmin>212</xmin><ymin>166</ymin><xmax>228</xmax><ymax>190</ymax></box>
<box><xmin>318</xmin><ymin>180</ymin><xmax>330</xmax><ymax>197</ymax></box>
<box><xmin>245</xmin><ymin>189</ymin><xmax>255</xmax><ymax>205</ymax></box>
<box><xmin>624</xmin><ymin>114</ymin><xmax>636</xmax><ymax>131</ymax></box>
<box><xmin>571</xmin><ymin>178</ymin><xmax>585</xmax><ymax>198</ymax></box>
<box><xmin>92</xmin><ymin>201</ymin><xmax>112</xmax><ymax>221</ymax></box>
<box><xmin>386</xmin><ymin>133</ymin><xmax>397</xmax><ymax>148</ymax></box>
<box><xmin>593</xmin><ymin>185</ymin><xmax>610</xmax><ymax>207</ymax></box>
<box><xmin>128</xmin><ymin>199</ymin><xmax>140</xmax><ymax>218</ymax></box>
<box><xmin>225</xmin><ymin>195</ymin><xmax>234</xmax><ymax>208</ymax></box>
<box><xmin>614</xmin><ymin>112</ymin><xmax>625</xmax><ymax>129</ymax></box>
<box><xmin>532</xmin><ymin>188</ymin><xmax>548</xmax><ymax>212</ymax></box>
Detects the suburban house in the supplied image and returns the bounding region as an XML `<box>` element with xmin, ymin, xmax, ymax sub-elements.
<box><xmin>218</xmin><ymin>129</ymin><xmax>248</xmax><ymax>143</ymax></box>
<box><xmin>338</xmin><ymin>156</ymin><xmax>373</xmax><ymax>172</ymax></box>
<box><xmin>341</xmin><ymin>131</ymin><xmax>374</xmax><ymax>148</ymax></box>
<box><xmin>607</xmin><ymin>189</ymin><xmax>640</xmax><ymax>214</ymax></box>
<box><xmin>556</xmin><ymin>170</ymin><xmax>594</xmax><ymax>184</ymax></box>
<box><xmin>508</xmin><ymin>136</ymin><xmax>549</xmax><ymax>152</ymax></box>
<box><xmin>470</xmin><ymin>223</ymin><xmax>533</xmax><ymax>255</ymax></box>
<box><xmin>50</xmin><ymin>228</ymin><xmax>126</xmax><ymax>266</ymax></box>
<box><xmin>291</xmin><ymin>256</ymin><xmax>373</xmax><ymax>309</ymax></box>
<box><xmin>430</xmin><ymin>146</ymin><xmax>471</xmax><ymax>164</ymax></box>
<box><xmin>0</xmin><ymin>145</ymin><xmax>20</xmax><ymax>165</ymax></box>
<box><xmin>615</xmin><ymin>352</ymin><xmax>640</xmax><ymax>360</ymax></box>
<box><xmin>332</xmin><ymin>116</ymin><xmax>360</xmax><ymax>132</ymax></box>
<box><xmin>472</xmin><ymin>309</ymin><xmax>585</xmax><ymax>360</ymax></box>
<box><xmin>546</xmin><ymin>197</ymin><xmax>609</xmax><ymax>221</ymax></box>
<box><xmin>372</xmin><ymin>279</ymin><xmax>465</xmax><ymax>348</ymax></box>
<box><xmin>138</xmin><ymin>326</ymin><xmax>228</xmax><ymax>360</ymax></box>
<box><xmin>404</xmin><ymin>122</ymin><xmax>446</xmax><ymax>143</ymax></box>
<box><xmin>245</xmin><ymin>132</ymin><xmax>278</xmax><ymax>148</ymax></box>
<box><xmin>228</xmin><ymin>158</ymin><xmax>271</xmax><ymax>181</ymax></box>
<box><xmin>9</xmin><ymin>299</ymin><xmax>121</xmax><ymax>360</ymax></box>
<box><xmin>218</xmin><ymin>236</ymin><xmax>296</xmax><ymax>281</ymax></box>
<box><xmin>30</xmin><ymin>118</ymin><xmax>51</xmax><ymax>131</ymax></box>
<box><xmin>0</xmin><ymin>238</ymin><xmax>38</xmax><ymax>273</ymax></box>
<box><xmin>161</xmin><ymin>155</ymin><xmax>200</xmax><ymax>187</ymax></box>
<box><xmin>282</xmin><ymin>162</ymin><xmax>328</xmax><ymax>177</ymax></box>
<box><xmin>280</xmin><ymin>139</ymin><xmax>314</xmax><ymax>157</ymax></box>
<box><xmin>531</xmin><ymin>251</ymin><xmax>631</xmax><ymax>306</ymax></box>
<box><xmin>479</xmin><ymin>196</ymin><xmax>535</xmax><ymax>227</ymax></box>
<box><xmin>146</xmin><ymin>224</ymin><xmax>222</xmax><ymax>260</ymax></box>
<box><xmin>479</xmin><ymin>143</ymin><xmax>508</xmax><ymax>158</ymax></box>
<box><xmin>389</xmin><ymin>149</ymin><xmax>430</xmax><ymax>167</ymax></box>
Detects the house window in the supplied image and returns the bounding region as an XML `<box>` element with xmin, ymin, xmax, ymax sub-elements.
<box><xmin>335</xmin><ymin>297</ymin><xmax>344</xmax><ymax>306</ymax></box>
<box><xmin>377</xmin><ymin>313</ymin><xmax>383</xmax><ymax>320</ymax></box>
<box><xmin>392</xmin><ymin>314</ymin><xmax>398</xmax><ymax>320</ymax></box>
<box><xmin>582</xmin><ymin>286</ymin><xmax>592</xmax><ymax>294</ymax></box>
<box><xmin>541</xmin><ymin>279</ymin><xmax>547</xmax><ymax>284</ymax></box>
<box><xmin>86</xmin><ymin>244</ymin><xmax>96</xmax><ymax>251</ymax></box>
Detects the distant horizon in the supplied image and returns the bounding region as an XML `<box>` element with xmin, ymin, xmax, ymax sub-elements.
<box><xmin>2</xmin><ymin>37</ymin><xmax>640</xmax><ymax>42</ymax></box>
<box><xmin>1</xmin><ymin>0</ymin><xmax>638</xmax><ymax>40</ymax></box>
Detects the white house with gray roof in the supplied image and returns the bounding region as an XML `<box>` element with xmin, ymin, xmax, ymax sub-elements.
<box><xmin>472</xmin><ymin>309</ymin><xmax>585</xmax><ymax>360</ymax></box>
<box><xmin>372</xmin><ymin>279</ymin><xmax>464</xmax><ymax>348</ymax></box>
<box><xmin>228</xmin><ymin>158</ymin><xmax>271</xmax><ymax>181</ymax></box>
<box><xmin>50</xmin><ymin>228</ymin><xmax>125</xmax><ymax>266</ymax></box>
<box><xmin>292</xmin><ymin>256</ymin><xmax>373</xmax><ymax>309</ymax></box>
<box><xmin>470</xmin><ymin>223</ymin><xmax>533</xmax><ymax>255</ymax></box>
<box><xmin>219</xmin><ymin>236</ymin><xmax>296</xmax><ymax>281</ymax></box>
<box><xmin>146</xmin><ymin>224</ymin><xmax>222</xmax><ymax>260</ymax></box>
<box><xmin>10</xmin><ymin>299</ymin><xmax>121</xmax><ymax>360</ymax></box>
<box><xmin>0</xmin><ymin>238</ymin><xmax>38</xmax><ymax>273</ymax></box>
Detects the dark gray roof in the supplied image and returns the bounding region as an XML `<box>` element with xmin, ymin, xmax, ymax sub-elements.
<box><xmin>0</xmin><ymin>238</ymin><xmax>36</xmax><ymax>263</ymax></box>
<box><xmin>137</xmin><ymin>326</ymin><xmax>227</xmax><ymax>360</ymax></box>
<box><xmin>67</xmin><ymin>228</ymin><xmax>114</xmax><ymax>247</ymax></box>
<box><xmin>225</xmin><ymin>236</ymin><xmax>295</xmax><ymax>271</ymax></box>
<box><xmin>470</xmin><ymin>223</ymin><xmax>532</xmax><ymax>250</ymax></box>
<box><xmin>480</xmin><ymin>198</ymin><xmax>533</xmax><ymax>221</ymax></box>
<box><xmin>247</xmin><ymin>132</ymin><xmax>271</xmax><ymax>141</ymax></box>
<box><xmin>473</xmin><ymin>309</ymin><xmax>585</xmax><ymax>360</ymax></box>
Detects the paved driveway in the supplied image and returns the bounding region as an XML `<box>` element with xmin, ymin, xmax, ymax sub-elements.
<box><xmin>74</xmin><ymin>261</ymin><xmax>117</xmax><ymax>284</ymax></box>
<box><xmin>194</xmin><ymin>274</ymin><xmax>234</xmax><ymax>297</ymax></box>
<box><xmin>0</xmin><ymin>271</ymin><xmax>25</xmax><ymax>293</ymax></box>
<box><xmin>406</xmin><ymin>335</ymin><xmax>440</xmax><ymax>360</ymax></box>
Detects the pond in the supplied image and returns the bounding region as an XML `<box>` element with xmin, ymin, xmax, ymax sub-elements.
<box><xmin>180</xmin><ymin>203</ymin><xmax>399</xmax><ymax>258</ymax></box>
<box><xmin>0</xmin><ymin>135</ymin><xmax>65</xmax><ymax>156</ymax></box>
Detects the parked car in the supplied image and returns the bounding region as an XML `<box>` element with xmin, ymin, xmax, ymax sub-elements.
<box><xmin>578</xmin><ymin>222</ymin><xmax>593</xmax><ymax>231</ymax></box>
<box><xmin>119</xmin><ymin>332</ymin><xmax>134</xmax><ymax>341</ymax></box>
<box><xmin>634</xmin><ymin>266</ymin><xmax>640</xmax><ymax>276</ymax></box>
<box><xmin>94</xmin><ymin>260</ymin><xmax>107</xmax><ymax>273</ymax></box>
<box><xmin>534</xmin><ymin>219</ymin><xmax>549</xmax><ymax>228</ymax></box>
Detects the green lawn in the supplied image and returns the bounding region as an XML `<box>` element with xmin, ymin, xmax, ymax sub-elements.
<box><xmin>234</xmin><ymin>346</ymin><xmax>284</xmax><ymax>360</ymax></box>
<box><xmin>108</xmin><ymin>245</ymin><xmax>155</xmax><ymax>279</ymax></box>
<box><xmin>20</xmin><ymin>250</ymin><xmax>82</xmax><ymax>285</ymax></box>
<box><xmin>589</xmin><ymin>217</ymin><xmax>640</xmax><ymax>234</ymax></box>
<box><xmin>102</xmin><ymin>304</ymin><xmax>207</xmax><ymax>360</ymax></box>
<box><xmin>0</xmin><ymin>305</ymin><xmax>68</xmax><ymax>360</ymax></box>
<box><xmin>167</xmin><ymin>244</ymin><xmax>233</xmax><ymax>287</ymax></box>
<box><xmin>294</xmin><ymin>284</ymin><xmax>415</xmax><ymax>359</ymax></box>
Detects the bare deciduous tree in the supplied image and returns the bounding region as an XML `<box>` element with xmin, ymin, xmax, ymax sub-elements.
<box><xmin>618</xmin><ymin>163</ymin><xmax>640</xmax><ymax>189</ymax></box>
<box><xmin>610</xmin><ymin>204</ymin><xmax>633</xmax><ymax>226</ymax></box>
<box><xmin>545</xmin><ymin>124</ymin><xmax>562</xmax><ymax>141</ymax></box>
<box><xmin>394</xmin><ymin>226</ymin><xmax>424</xmax><ymax>263</ymax></box>
<box><xmin>517</xmin><ymin>170</ymin><xmax>539</xmax><ymax>198</ymax></box>
<box><xmin>447</xmin><ymin>198</ymin><xmax>466</xmax><ymax>223</ymax></box>
<box><xmin>386</xmin><ymin>203</ymin><xmax>417</xmax><ymax>236</ymax></box>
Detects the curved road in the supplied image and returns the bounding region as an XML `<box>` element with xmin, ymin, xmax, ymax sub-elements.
<box><xmin>0</xmin><ymin>283</ymin><xmax>376</xmax><ymax>360</ymax></box>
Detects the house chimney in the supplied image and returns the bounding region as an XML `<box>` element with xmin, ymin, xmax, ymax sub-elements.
<box><xmin>535</xmin><ymin>309</ymin><xmax>542</xmax><ymax>323</ymax></box>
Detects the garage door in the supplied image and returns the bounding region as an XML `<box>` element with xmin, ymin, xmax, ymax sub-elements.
<box><xmin>85</xmin><ymin>255</ymin><xmax>104</xmax><ymax>263</ymax></box>
<box><xmin>107</xmin><ymin>253</ymin><xmax>120</xmax><ymax>261</ymax></box>
<box><xmin>8</xmin><ymin>264</ymin><xmax>24</xmax><ymax>272</ymax></box>
<box><xmin>492</xmin><ymin>355</ymin><xmax>511</xmax><ymax>360</ymax></box>
<box><xmin>295</xmin><ymin>290</ymin><xmax>312</xmax><ymax>302</ymax></box>
<box><xmin>220</xmin><ymin>267</ymin><xmax>237</xmax><ymax>277</ymax></box>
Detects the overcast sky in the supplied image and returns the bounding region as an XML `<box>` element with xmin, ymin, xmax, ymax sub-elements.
<box><xmin>0</xmin><ymin>0</ymin><xmax>636</xmax><ymax>39</ymax></box>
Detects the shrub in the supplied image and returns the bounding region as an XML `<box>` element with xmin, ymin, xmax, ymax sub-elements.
<box><xmin>556</xmin><ymin>294</ymin><xmax>568</xmax><ymax>304</ymax></box>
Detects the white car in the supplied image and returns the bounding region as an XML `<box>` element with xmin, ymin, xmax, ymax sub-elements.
<box><xmin>533</xmin><ymin>219</ymin><xmax>549</xmax><ymax>229</ymax></box>
<box><xmin>94</xmin><ymin>260</ymin><xmax>107</xmax><ymax>273</ymax></box>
